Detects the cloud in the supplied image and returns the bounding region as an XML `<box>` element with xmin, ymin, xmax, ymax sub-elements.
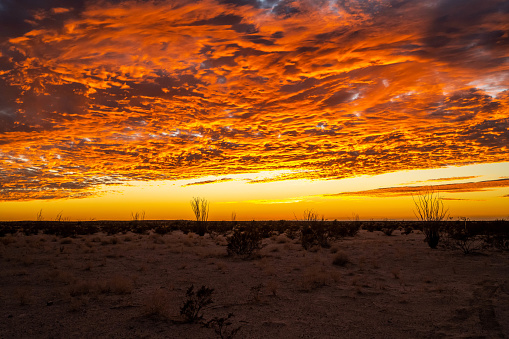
<box><xmin>325</xmin><ymin>178</ymin><xmax>509</xmax><ymax>198</ymax></box>
<box><xmin>403</xmin><ymin>176</ymin><xmax>481</xmax><ymax>185</ymax></box>
<box><xmin>182</xmin><ymin>177</ymin><xmax>234</xmax><ymax>186</ymax></box>
<box><xmin>0</xmin><ymin>0</ymin><xmax>508</xmax><ymax>201</ymax></box>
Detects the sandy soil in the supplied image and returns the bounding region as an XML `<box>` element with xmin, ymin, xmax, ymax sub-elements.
<box><xmin>1</xmin><ymin>229</ymin><xmax>508</xmax><ymax>338</ymax></box>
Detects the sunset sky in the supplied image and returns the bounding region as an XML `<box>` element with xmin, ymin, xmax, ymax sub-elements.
<box><xmin>0</xmin><ymin>0</ymin><xmax>508</xmax><ymax>221</ymax></box>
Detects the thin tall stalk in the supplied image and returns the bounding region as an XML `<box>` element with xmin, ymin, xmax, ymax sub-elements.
<box><xmin>190</xmin><ymin>197</ymin><xmax>209</xmax><ymax>222</ymax></box>
<box><xmin>412</xmin><ymin>188</ymin><xmax>449</xmax><ymax>248</ymax></box>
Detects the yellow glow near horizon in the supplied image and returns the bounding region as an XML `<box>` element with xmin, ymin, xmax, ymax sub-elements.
<box><xmin>2</xmin><ymin>162</ymin><xmax>508</xmax><ymax>221</ymax></box>
<box><xmin>1</xmin><ymin>1</ymin><xmax>508</xmax><ymax>221</ymax></box>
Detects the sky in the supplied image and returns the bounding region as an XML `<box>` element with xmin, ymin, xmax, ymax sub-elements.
<box><xmin>0</xmin><ymin>0</ymin><xmax>508</xmax><ymax>221</ymax></box>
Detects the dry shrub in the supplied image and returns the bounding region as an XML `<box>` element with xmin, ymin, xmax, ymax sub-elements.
<box><xmin>144</xmin><ymin>290</ymin><xmax>171</xmax><ymax>318</ymax></box>
<box><xmin>150</xmin><ymin>233</ymin><xmax>165</xmax><ymax>244</ymax></box>
<box><xmin>69</xmin><ymin>281</ymin><xmax>96</xmax><ymax>297</ymax></box>
<box><xmin>226</xmin><ymin>227</ymin><xmax>262</xmax><ymax>258</ymax></box>
<box><xmin>302</xmin><ymin>267</ymin><xmax>330</xmax><ymax>290</ymax></box>
<box><xmin>249</xmin><ymin>283</ymin><xmax>263</xmax><ymax>303</ymax></box>
<box><xmin>21</xmin><ymin>254</ymin><xmax>34</xmax><ymax>266</ymax></box>
<box><xmin>275</xmin><ymin>234</ymin><xmax>289</xmax><ymax>244</ymax></box>
<box><xmin>180</xmin><ymin>285</ymin><xmax>214</xmax><ymax>323</ymax></box>
<box><xmin>183</xmin><ymin>239</ymin><xmax>194</xmax><ymax>247</ymax></box>
<box><xmin>332</xmin><ymin>251</ymin><xmax>349</xmax><ymax>267</ymax></box>
<box><xmin>52</xmin><ymin>270</ymin><xmax>77</xmax><ymax>285</ymax></box>
<box><xmin>1</xmin><ymin>236</ymin><xmax>16</xmax><ymax>246</ymax></box>
<box><xmin>99</xmin><ymin>276</ymin><xmax>133</xmax><ymax>294</ymax></box>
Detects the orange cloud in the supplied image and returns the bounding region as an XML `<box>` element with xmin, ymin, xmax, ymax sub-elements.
<box><xmin>182</xmin><ymin>178</ymin><xmax>234</xmax><ymax>186</ymax></box>
<box><xmin>0</xmin><ymin>0</ymin><xmax>508</xmax><ymax>201</ymax></box>
<box><xmin>325</xmin><ymin>178</ymin><xmax>509</xmax><ymax>198</ymax></box>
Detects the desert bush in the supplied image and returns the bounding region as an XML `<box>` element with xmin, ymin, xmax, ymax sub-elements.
<box><xmin>205</xmin><ymin>313</ymin><xmax>241</xmax><ymax>339</ymax></box>
<box><xmin>381</xmin><ymin>222</ymin><xmax>397</xmax><ymax>236</ymax></box>
<box><xmin>332</xmin><ymin>251</ymin><xmax>349</xmax><ymax>266</ymax></box>
<box><xmin>300</xmin><ymin>209</ymin><xmax>330</xmax><ymax>249</ymax></box>
<box><xmin>412</xmin><ymin>189</ymin><xmax>448</xmax><ymax>248</ymax></box>
<box><xmin>444</xmin><ymin>218</ymin><xmax>487</xmax><ymax>254</ymax></box>
<box><xmin>99</xmin><ymin>276</ymin><xmax>133</xmax><ymax>294</ymax></box>
<box><xmin>144</xmin><ymin>290</ymin><xmax>171</xmax><ymax>318</ymax></box>
<box><xmin>180</xmin><ymin>285</ymin><xmax>214</xmax><ymax>323</ymax></box>
<box><xmin>484</xmin><ymin>219</ymin><xmax>509</xmax><ymax>250</ymax></box>
<box><xmin>190</xmin><ymin>197</ymin><xmax>209</xmax><ymax>236</ymax></box>
<box><xmin>402</xmin><ymin>225</ymin><xmax>413</xmax><ymax>235</ymax></box>
<box><xmin>226</xmin><ymin>226</ymin><xmax>262</xmax><ymax>258</ymax></box>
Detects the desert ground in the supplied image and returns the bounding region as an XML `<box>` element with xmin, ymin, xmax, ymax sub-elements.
<box><xmin>1</xmin><ymin>222</ymin><xmax>508</xmax><ymax>338</ymax></box>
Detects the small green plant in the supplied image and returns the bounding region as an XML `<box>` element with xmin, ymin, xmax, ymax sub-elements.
<box><xmin>226</xmin><ymin>227</ymin><xmax>262</xmax><ymax>258</ymax></box>
<box><xmin>180</xmin><ymin>285</ymin><xmax>214</xmax><ymax>323</ymax></box>
<box><xmin>205</xmin><ymin>313</ymin><xmax>241</xmax><ymax>339</ymax></box>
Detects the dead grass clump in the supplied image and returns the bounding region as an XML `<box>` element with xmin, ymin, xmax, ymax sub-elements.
<box><xmin>99</xmin><ymin>276</ymin><xmax>134</xmax><ymax>294</ymax></box>
<box><xmin>332</xmin><ymin>251</ymin><xmax>349</xmax><ymax>267</ymax></box>
<box><xmin>144</xmin><ymin>290</ymin><xmax>171</xmax><ymax>318</ymax></box>
<box><xmin>150</xmin><ymin>233</ymin><xmax>166</xmax><ymax>244</ymax></box>
<box><xmin>302</xmin><ymin>267</ymin><xmax>330</xmax><ymax>290</ymax></box>
<box><xmin>250</xmin><ymin>283</ymin><xmax>263</xmax><ymax>303</ymax></box>
<box><xmin>275</xmin><ymin>234</ymin><xmax>289</xmax><ymax>244</ymax></box>
<box><xmin>69</xmin><ymin>281</ymin><xmax>96</xmax><ymax>297</ymax></box>
<box><xmin>216</xmin><ymin>261</ymin><xmax>227</xmax><ymax>272</ymax></box>
<box><xmin>1</xmin><ymin>236</ymin><xmax>16</xmax><ymax>245</ymax></box>
<box><xmin>52</xmin><ymin>270</ymin><xmax>77</xmax><ymax>285</ymax></box>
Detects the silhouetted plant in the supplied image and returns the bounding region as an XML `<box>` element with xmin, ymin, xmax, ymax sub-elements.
<box><xmin>226</xmin><ymin>226</ymin><xmax>262</xmax><ymax>258</ymax></box>
<box><xmin>36</xmin><ymin>209</ymin><xmax>44</xmax><ymax>222</ymax></box>
<box><xmin>190</xmin><ymin>197</ymin><xmax>209</xmax><ymax>236</ymax></box>
<box><xmin>483</xmin><ymin>219</ymin><xmax>509</xmax><ymax>250</ymax></box>
<box><xmin>205</xmin><ymin>313</ymin><xmax>241</xmax><ymax>339</ymax></box>
<box><xmin>412</xmin><ymin>188</ymin><xmax>448</xmax><ymax>248</ymax></box>
<box><xmin>180</xmin><ymin>285</ymin><xmax>214</xmax><ymax>323</ymax></box>
<box><xmin>381</xmin><ymin>220</ymin><xmax>396</xmax><ymax>236</ymax></box>
<box><xmin>445</xmin><ymin>217</ymin><xmax>486</xmax><ymax>254</ymax></box>
<box><xmin>300</xmin><ymin>209</ymin><xmax>329</xmax><ymax>249</ymax></box>
<box><xmin>131</xmin><ymin>211</ymin><xmax>145</xmax><ymax>222</ymax></box>
<box><xmin>402</xmin><ymin>225</ymin><xmax>413</xmax><ymax>235</ymax></box>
